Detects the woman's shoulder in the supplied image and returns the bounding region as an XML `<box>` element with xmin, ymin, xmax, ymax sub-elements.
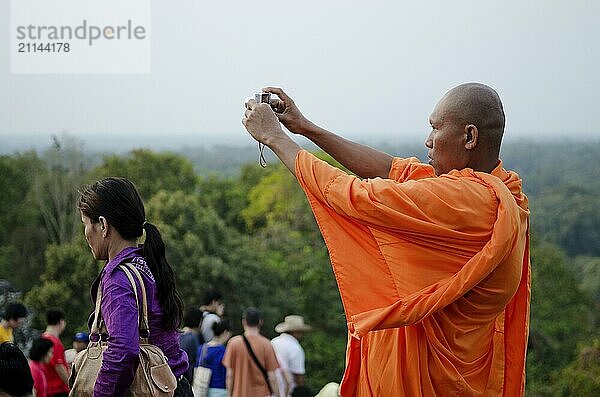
<box><xmin>207</xmin><ymin>344</ymin><xmax>226</xmax><ymax>360</ymax></box>
<box><xmin>101</xmin><ymin>265</ymin><xmax>132</xmax><ymax>288</ymax></box>
<box><xmin>199</xmin><ymin>342</ymin><xmax>225</xmax><ymax>351</ymax></box>
<box><xmin>125</xmin><ymin>257</ymin><xmax>156</xmax><ymax>282</ymax></box>
<box><xmin>208</xmin><ymin>343</ymin><xmax>226</xmax><ymax>351</ymax></box>
<box><xmin>103</xmin><ymin>257</ymin><xmax>154</xmax><ymax>284</ymax></box>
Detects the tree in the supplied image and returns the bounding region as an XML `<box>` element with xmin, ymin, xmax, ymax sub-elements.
<box><xmin>572</xmin><ymin>256</ymin><xmax>600</xmax><ymax>330</ymax></box>
<box><xmin>144</xmin><ymin>189</ymin><xmax>287</xmax><ymax>331</ymax></box>
<box><xmin>555</xmin><ymin>339</ymin><xmax>600</xmax><ymax>396</ymax></box>
<box><xmin>33</xmin><ymin>135</ymin><xmax>90</xmax><ymax>245</ymax></box>
<box><xmin>0</xmin><ymin>151</ymin><xmax>42</xmax><ymax>243</ymax></box>
<box><xmin>90</xmin><ymin>149</ymin><xmax>198</xmax><ymax>200</ymax></box>
<box><xmin>533</xmin><ymin>185</ymin><xmax>600</xmax><ymax>256</ymax></box>
<box><xmin>197</xmin><ymin>163</ymin><xmax>277</xmax><ymax>232</ymax></box>
<box><xmin>24</xmin><ymin>237</ymin><xmax>101</xmax><ymax>344</ymax></box>
<box><xmin>0</xmin><ymin>151</ymin><xmax>48</xmax><ymax>291</ymax></box>
<box><xmin>526</xmin><ymin>243</ymin><xmax>593</xmax><ymax>395</ymax></box>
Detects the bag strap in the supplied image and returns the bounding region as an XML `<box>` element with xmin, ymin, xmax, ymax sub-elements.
<box><xmin>241</xmin><ymin>334</ymin><xmax>273</xmax><ymax>395</ymax></box>
<box><xmin>90</xmin><ymin>276</ymin><xmax>104</xmax><ymax>336</ymax></box>
<box><xmin>89</xmin><ymin>262</ymin><xmax>149</xmax><ymax>340</ymax></box>
<box><xmin>199</xmin><ymin>343</ymin><xmax>209</xmax><ymax>367</ymax></box>
<box><xmin>119</xmin><ymin>263</ymin><xmax>151</xmax><ymax>339</ymax></box>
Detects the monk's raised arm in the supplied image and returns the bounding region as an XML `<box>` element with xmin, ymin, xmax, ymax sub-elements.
<box><xmin>298</xmin><ymin>122</ymin><xmax>393</xmax><ymax>179</ymax></box>
<box><xmin>263</xmin><ymin>87</ymin><xmax>394</xmax><ymax>179</ymax></box>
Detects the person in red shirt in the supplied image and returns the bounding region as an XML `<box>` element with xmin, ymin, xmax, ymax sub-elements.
<box><xmin>42</xmin><ymin>308</ymin><xmax>70</xmax><ymax>397</ymax></box>
<box><xmin>29</xmin><ymin>337</ymin><xmax>54</xmax><ymax>397</ymax></box>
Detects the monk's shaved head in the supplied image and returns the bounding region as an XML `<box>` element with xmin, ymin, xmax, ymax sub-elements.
<box><xmin>426</xmin><ymin>83</ymin><xmax>506</xmax><ymax>175</ymax></box>
<box><xmin>441</xmin><ymin>83</ymin><xmax>505</xmax><ymax>156</ymax></box>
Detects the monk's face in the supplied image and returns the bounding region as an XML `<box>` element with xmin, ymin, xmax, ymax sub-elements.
<box><xmin>425</xmin><ymin>98</ymin><xmax>469</xmax><ymax>176</ymax></box>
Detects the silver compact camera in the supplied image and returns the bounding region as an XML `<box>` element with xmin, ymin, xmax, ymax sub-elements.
<box><xmin>255</xmin><ymin>92</ymin><xmax>271</xmax><ymax>104</ymax></box>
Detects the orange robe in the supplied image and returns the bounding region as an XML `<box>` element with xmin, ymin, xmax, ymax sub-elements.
<box><xmin>295</xmin><ymin>150</ymin><xmax>530</xmax><ymax>396</ymax></box>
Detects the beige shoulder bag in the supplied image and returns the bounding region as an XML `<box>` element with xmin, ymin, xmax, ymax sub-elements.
<box><xmin>69</xmin><ymin>263</ymin><xmax>178</xmax><ymax>396</ymax></box>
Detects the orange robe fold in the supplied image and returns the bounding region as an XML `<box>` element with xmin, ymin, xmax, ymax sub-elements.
<box><xmin>295</xmin><ymin>150</ymin><xmax>530</xmax><ymax>397</ymax></box>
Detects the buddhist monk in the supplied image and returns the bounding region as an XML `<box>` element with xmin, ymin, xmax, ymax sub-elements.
<box><xmin>242</xmin><ymin>83</ymin><xmax>530</xmax><ymax>396</ymax></box>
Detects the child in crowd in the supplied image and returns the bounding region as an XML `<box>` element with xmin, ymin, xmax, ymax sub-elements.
<box><xmin>29</xmin><ymin>338</ymin><xmax>55</xmax><ymax>397</ymax></box>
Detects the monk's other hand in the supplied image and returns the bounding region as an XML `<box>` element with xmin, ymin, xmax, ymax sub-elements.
<box><xmin>262</xmin><ymin>87</ymin><xmax>310</xmax><ymax>135</ymax></box>
<box><xmin>242</xmin><ymin>99</ymin><xmax>285</xmax><ymax>145</ymax></box>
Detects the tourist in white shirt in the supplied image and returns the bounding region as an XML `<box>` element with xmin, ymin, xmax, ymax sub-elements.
<box><xmin>199</xmin><ymin>289</ymin><xmax>224</xmax><ymax>343</ymax></box>
<box><xmin>271</xmin><ymin>315</ymin><xmax>312</xmax><ymax>397</ymax></box>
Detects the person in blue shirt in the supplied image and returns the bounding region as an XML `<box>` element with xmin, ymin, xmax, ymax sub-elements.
<box><xmin>197</xmin><ymin>320</ymin><xmax>230</xmax><ymax>397</ymax></box>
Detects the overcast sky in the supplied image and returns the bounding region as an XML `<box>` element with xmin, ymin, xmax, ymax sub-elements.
<box><xmin>1</xmin><ymin>0</ymin><xmax>599</xmax><ymax>151</ymax></box>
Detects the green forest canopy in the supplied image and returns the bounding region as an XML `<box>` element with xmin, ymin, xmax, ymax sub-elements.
<box><xmin>0</xmin><ymin>139</ymin><xmax>598</xmax><ymax>395</ymax></box>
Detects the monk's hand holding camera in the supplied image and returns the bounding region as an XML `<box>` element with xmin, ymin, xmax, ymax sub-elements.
<box><xmin>244</xmin><ymin>92</ymin><xmax>285</xmax><ymax>167</ymax></box>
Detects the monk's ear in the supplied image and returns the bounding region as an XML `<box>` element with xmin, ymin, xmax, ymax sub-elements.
<box><xmin>464</xmin><ymin>124</ymin><xmax>478</xmax><ymax>150</ymax></box>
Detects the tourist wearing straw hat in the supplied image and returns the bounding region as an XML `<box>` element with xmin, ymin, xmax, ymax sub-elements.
<box><xmin>271</xmin><ymin>315</ymin><xmax>312</xmax><ymax>397</ymax></box>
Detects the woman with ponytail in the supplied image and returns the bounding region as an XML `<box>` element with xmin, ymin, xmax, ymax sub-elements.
<box><xmin>78</xmin><ymin>177</ymin><xmax>192</xmax><ymax>397</ymax></box>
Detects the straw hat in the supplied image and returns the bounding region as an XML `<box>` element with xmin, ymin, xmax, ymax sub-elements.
<box><xmin>315</xmin><ymin>382</ymin><xmax>340</xmax><ymax>397</ymax></box>
<box><xmin>274</xmin><ymin>315</ymin><xmax>312</xmax><ymax>333</ymax></box>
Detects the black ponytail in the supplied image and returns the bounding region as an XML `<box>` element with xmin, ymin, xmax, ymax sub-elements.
<box><xmin>142</xmin><ymin>222</ymin><xmax>184</xmax><ymax>330</ymax></box>
<box><xmin>78</xmin><ymin>177</ymin><xmax>184</xmax><ymax>330</ymax></box>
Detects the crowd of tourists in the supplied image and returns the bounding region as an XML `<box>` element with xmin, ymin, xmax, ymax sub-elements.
<box><xmin>0</xmin><ymin>297</ymin><xmax>335</xmax><ymax>397</ymax></box>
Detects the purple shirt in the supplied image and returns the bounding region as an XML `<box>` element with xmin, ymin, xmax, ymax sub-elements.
<box><xmin>91</xmin><ymin>246</ymin><xmax>188</xmax><ymax>397</ymax></box>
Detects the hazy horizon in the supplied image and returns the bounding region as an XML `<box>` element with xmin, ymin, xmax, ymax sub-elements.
<box><xmin>1</xmin><ymin>131</ymin><xmax>596</xmax><ymax>156</ymax></box>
